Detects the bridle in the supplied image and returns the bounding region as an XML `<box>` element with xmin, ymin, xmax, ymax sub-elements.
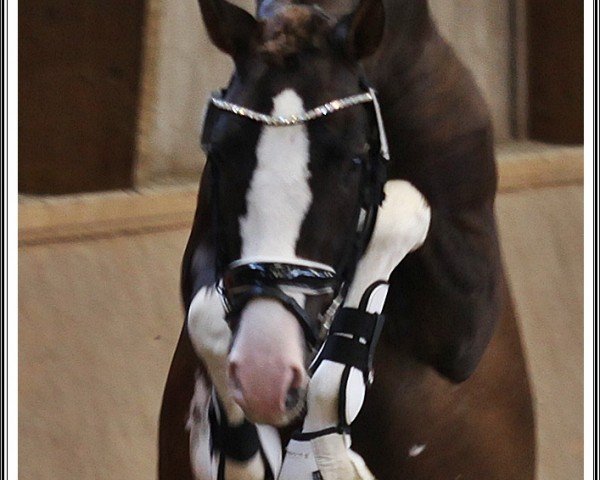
<box><xmin>200</xmin><ymin>80</ymin><xmax>389</xmax><ymax>350</ymax></box>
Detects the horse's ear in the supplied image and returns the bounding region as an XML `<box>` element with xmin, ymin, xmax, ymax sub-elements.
<box><xmin>333</xmin><ymin>0</ymin><xmax>385</xmax><ymax>59</ymax></box>
<box><xmin>198</xmin><ymin>0</ymin><xmax>258</xmax><ymax>57</ymax></box>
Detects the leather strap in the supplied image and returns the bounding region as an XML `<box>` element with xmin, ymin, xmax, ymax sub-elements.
<box><xmin>225</xmin><ymin>284</ymin><xmax>322</xmax><ymax>347</ymax></box>
<box><xmin>310</xmin><ymin>307</ymin><xmax>385</xmax><ymax>382</ymax></box>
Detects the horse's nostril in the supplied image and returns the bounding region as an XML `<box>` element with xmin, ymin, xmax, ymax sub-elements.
<box><xmin>285</xmin><ymin>387</ymin><xmax>301</xmax><ymax>411</ymax></box>
<box><xmin>285</xmin><ymin>365</ymin><xmax>307</xmax><ymax>412</ymax></box>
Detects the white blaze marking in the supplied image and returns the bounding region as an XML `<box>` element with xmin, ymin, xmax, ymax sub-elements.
<box><xmin>239</xmin><ymin>89</ymin><xmax>312</xmax><ymax>260</ymax></box>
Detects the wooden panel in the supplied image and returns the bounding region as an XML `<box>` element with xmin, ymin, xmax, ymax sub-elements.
<box><xmin>19</xmin><ymin>186</ymin><xmax>198</xmax><ymax>246</ymax></box>
<box><xmin>19</xmin><ymin>0</ymin><xmax>145</xmax><ymax>194</ymax></box>
<box><xmin>496</xmin><ymin>142</ymin><xmax>584</xmax><ymax>192</ymax></box>
<box><xmin>134</xmin><ymin>0</ymin><xmax>252</xmax><ymax>185</ymax></box>
<box><xmin>20</xmin><ymin>141</ymin><xmax>582</xmax><ymax>246</ymax></box>
<box><xmin>527</xmin><ymin>0</ymin><xmax>583</xmax><ymax>143</ymax></box>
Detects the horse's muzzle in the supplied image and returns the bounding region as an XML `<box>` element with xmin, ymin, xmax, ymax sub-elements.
<box><xmin>227</xmin><ymin>298</ymin><xmax>309</xmax><ymax>426</ymax></box>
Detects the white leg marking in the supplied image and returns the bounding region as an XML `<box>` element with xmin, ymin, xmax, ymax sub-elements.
<box><xmin>188</xmin><ymin>374</ymin><xmax>215</xmax><ymax>480</ymax></box>
<box><xmin>279</xmin><ymin>180</ymin><xmax>430</xmax><ymax>480</ymax></box>
<box><xmin>345</xmin><ymin>180</ymin><xmax>431</xmax><ymax>308</ymax></box>
<box><xmin>256</xmin><ymin>425</ymin><xmax>283</xmax><ymax>475</ymax></box>
<box><xmin>188</xmin><ymin>290</ymin><xmax>280</xmax><ymax>480</ymax></box>
<box><xmin>240</xmin><ymin>89</ymin><xmax>312</xmax><ymax>260</ymax></box>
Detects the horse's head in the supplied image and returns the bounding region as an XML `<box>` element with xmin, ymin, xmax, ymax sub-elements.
<box><xmin>198</xmin><ymin>0</ymin><xmax>386</xmax><ymax>426</ymax></box>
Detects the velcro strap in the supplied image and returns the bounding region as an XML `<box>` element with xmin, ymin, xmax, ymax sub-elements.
<box><xmin>319</xmin><ymin>335</ymin><xmax>370</xmax><ymax>373</ymax></box>
<box><xmin>310</xmin><ymin>307</ymin><xmax>386</xmax><ymax>383</ymax></box>
<box><xmin>329</xmin><ymin>308</ymin><xmax>381</xmax><ymax>341</ymax></box>
<box><xmin>208</xmin><ymin>403</ymin><xmax>260</xmax><ymax>462</ymax></box>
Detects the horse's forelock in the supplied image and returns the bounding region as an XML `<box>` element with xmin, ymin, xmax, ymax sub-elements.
<box><xmin>259</xmin><ymin>5</ymin><xmax>332</xmax><ymax>64</ymax></box>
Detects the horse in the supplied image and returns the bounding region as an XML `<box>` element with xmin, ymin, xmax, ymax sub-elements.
<box><xmin>159</xmin><ymin>0</ymin><xmax>536</xmax><ymax>479</ymax></box>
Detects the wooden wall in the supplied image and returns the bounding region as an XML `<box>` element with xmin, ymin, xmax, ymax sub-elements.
<box><xmin>429</xmin><ymin>1</ymin><xmax>513</xmax><ymax>140</ymax></box>
<box><xmin>18</xmin><ymin>0</ymin><xmax>584</xmax><ymax>194</ymax></box>
<box><xmin>134</xmin><ymin>0</ymin><xmax>517</xmax><ymax>185</ymax></box>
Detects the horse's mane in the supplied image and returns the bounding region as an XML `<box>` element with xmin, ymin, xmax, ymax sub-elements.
<box><xmin>259</xmin><ymin>4</ymin><xmax>332</xmax><ymax>64</ymax></box>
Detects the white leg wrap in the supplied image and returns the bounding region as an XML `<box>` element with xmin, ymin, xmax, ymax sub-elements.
<box><xmin>278</xmin><ymin>284</ymin><xmax>384</xmax><ymax>480</ymax></box>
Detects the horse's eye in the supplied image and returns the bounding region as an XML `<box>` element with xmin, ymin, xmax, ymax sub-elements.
<box><xmin>352</xmin><ymin>156</ymin><xmax>364</xmax><ymax>168</ymax></box>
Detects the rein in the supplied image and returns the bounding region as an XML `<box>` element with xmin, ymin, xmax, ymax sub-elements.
<box><xmin>200</xmin><ymin>81</ymin><xmax>390</xmax><ymax>351</ymax></box>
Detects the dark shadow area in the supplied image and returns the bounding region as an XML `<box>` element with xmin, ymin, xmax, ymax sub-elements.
<box><xmin>19</xmin><ymin>0</ymin><xmax>146</xmax><ymax>194</ymax></box>
<box><xmin>527</xmin><ymin>0</ymin><xmax>583</xmax><ymax>144</ymax></box>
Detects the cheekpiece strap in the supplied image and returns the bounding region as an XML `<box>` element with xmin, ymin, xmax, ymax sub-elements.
<box><xmin>201</xmin><ymin>89</ymin><xmax>227</xmax><ymax>154</ymax></box>
<box><xmin>367</xmin><ymin>87</ymin><xmax>390</xmax><ymax>161</ymax></box>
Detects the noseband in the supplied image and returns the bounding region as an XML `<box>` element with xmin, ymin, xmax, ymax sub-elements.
<box><xmin>201</xmin><ymin>81</ymin><xmax>389</xmax><ymax>350</ymax></box>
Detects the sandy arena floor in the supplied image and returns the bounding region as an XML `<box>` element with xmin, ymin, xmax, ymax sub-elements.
<box><xmin>18</xmin><ymin>182</ymin><xmax>583</xmax><ymax>479</ymax></box>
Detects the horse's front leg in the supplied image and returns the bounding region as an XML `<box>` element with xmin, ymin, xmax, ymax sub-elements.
<box><xmin>187</xmin><ymin>285</ymin><xmax>282</xmax><ymax>480</ymax></box>
<box><xmin>279</xmin><ymin>180</ymin><xmax>431</xmax><ymax>480</ymax></box>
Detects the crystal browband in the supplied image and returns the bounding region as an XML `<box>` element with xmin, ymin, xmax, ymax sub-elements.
<box><xmin>210</xmin><ymin>92</ymin><xmax>374</xmax><ymax>127</ymax></box>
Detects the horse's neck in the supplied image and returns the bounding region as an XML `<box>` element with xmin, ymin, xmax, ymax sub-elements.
<box><xmin>361</xmin><ymin>5</ymin><xmax>495</xmax><ymax>208</ymax></box>
<box><xmin>372</xmin><ymin>30</ymin><xmax>495</xmax><ymax>204</ymax></box>
<box><xmin>255</xmin><ymin>0</ymin><xmax>494</xmax><ymax>206</ymax></box>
